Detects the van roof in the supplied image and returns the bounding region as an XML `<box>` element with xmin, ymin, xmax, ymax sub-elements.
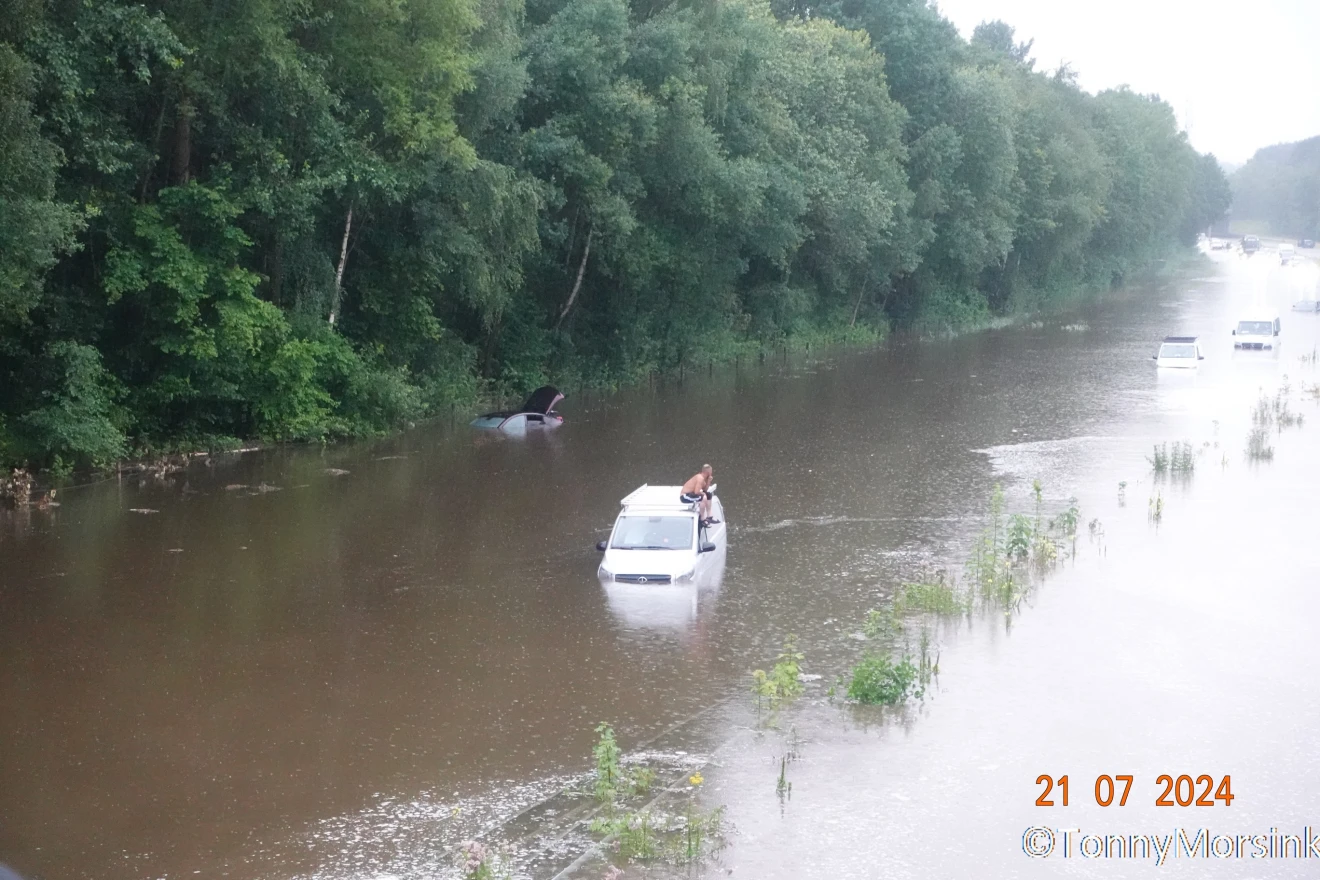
<box><xmin>1162</xmin><ymin>336</ymin><xmax>1198</xmax><ymax>343</ymax></box>
<box><xmin>619</xmin><ymin>484</ymin><xmax>697</xmax><ymax>512</ymax></box>
<box><xmin>1237</xmin><ymin>313</ymin><xmax>1278</xmax><ymax>321</ymax></box>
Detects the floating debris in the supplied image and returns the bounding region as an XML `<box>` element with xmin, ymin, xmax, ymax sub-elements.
<box><xmin>167</xmin><ymin>548</ymin><xmax>184</xmax><ymax>553</ymax></box>
<box><xmin>224</xmin><ymin>484</ymin><xmax>247</xmax><ymax>491</ymax></box>
<box><xmin>324</xmin><ymin>468</ymin><xmax>350</xmax><ymax>476</ymax></box>
<box><xmin>128</xmin><ymin>508</ymin><xmax>159</xmax><ymax>514</ymax></box>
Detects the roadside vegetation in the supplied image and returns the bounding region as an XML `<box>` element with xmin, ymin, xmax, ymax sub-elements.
<box><xmin>1</xmin><ymin>0</ymin><xmax>1230</xmax><ymax>470</ymax></box>
<box><xmin>1148</xmin><ymin>441</ymin><xmax>1196</xmax><ymax>476</ymax></box>
<box><xmin>583</xmin><ymin>725</ymin><xmax>726</xmax><ymax>872</ymax></box>
<box><xmin>841</xmin><ymin>480</ymin><xmax>1079</xmax><ymax>706</ymax></box>
<box><xmin>751</xmin><ymin>635</ymin><xmax>806</xmax><ymax>710</ymax></box>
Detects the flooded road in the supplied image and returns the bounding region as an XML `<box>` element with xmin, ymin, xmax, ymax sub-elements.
<box><xmin>3</xmin><ymin>245</ymin><xmax>1319</xmax><ymax>879</ymax></box>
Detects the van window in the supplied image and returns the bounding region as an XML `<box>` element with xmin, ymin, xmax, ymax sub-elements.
<box><xmin>1237</xmin><ymin>321</ymin><xmax>1273</xmax><ymax>335</ymax></box>
<box><xmin>611</xmin><ymin>515</ymin><xmax>694</xmax><ymax>550</ymax></box>
<box><xmin>1159</xmin><ymin>343</ymin><xmax>1196</xmax><ymax>359</ymax></box>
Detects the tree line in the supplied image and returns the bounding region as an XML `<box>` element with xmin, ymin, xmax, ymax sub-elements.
<box><xmin>0</xmin><ymin>0</ymin><xmax>1231</xmax><ymax>469</ymax></box>
<box><xmin>1230</xmin><ymin>136</ymin><xmax>1320</xmax><ymax>239</ymax></box>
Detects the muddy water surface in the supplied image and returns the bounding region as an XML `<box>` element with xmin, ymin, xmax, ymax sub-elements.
<box><xmin>2</xmin><ymin>247</ymin><xmax>1318</xmax><ymax>879</ymax></box>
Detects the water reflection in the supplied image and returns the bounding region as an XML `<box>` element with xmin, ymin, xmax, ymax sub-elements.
<box><xmin>601</xmin><ymin>547</ymin><xmax>726</xmax><ymax>634</ymax></box>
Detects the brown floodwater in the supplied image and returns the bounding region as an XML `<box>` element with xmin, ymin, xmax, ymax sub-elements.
<box><xmin>3</xmin><ymin>246</ymin><xmax>1319</xmax><ymax>879</ymax></box>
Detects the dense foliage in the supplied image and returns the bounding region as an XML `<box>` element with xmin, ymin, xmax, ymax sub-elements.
<box><xmin>1231</xmin><ymin>137</ymin><xmax>1320</xmax><ymax>239</ymax></box>
<box><xmin>0</xmin><ymin>0</ymin><xmax>1230</xmax><ymax>467</ymax></box>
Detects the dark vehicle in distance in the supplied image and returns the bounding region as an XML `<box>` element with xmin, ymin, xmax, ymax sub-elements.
<box><xmin>1242</xmin><ymin>235</ymin><xmax>1261</xmax><ymax>253</ymax></box>
<box><xmin>1300</xmin><ymin>238</ymin><xmax>1316</xmax><ymax>249</ymax></box>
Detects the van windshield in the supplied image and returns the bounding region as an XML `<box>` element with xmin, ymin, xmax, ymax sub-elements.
<box><xmin>610</xmin><ymin>515</ymin><xmax>693</xmax><ymax>550</ymax></box>
<box><xmin>1237</xmin><ymin>321</ymin><xmax>1273</xmax><ymax>335</ymax></box>
<box><xmin>1159</xmin><ymin>344</ymin><xmax>1196</xmax><ymax>359</ymax></box>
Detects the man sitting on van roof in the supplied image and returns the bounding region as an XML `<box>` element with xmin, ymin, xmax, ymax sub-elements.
<box><xmin>680</xmin><ymin>464</ymin><xmax>718</xmax><ymax>526</ymax></box>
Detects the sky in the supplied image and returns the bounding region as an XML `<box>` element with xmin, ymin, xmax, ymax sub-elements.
<box><xmin>932</xmin><ymin>0</ymin><xmax>1320</xmax><ymax>166</ymax></box>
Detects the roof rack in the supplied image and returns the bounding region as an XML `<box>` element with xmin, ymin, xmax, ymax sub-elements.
<box><xmin>620</xmin><ymin>484</ymin><xmax>697</xmax><ymax>512</ymax></box>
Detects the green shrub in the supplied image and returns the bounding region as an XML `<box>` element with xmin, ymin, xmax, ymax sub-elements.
<box><xmin>16</xmin><ymin>342</ymin><xmax>126</xmax><ymax>467</ymax></box>
<box><xmin>846</xmin><ymin>653</ymin><xmax>920</xmax><ymax>705</ymax></box>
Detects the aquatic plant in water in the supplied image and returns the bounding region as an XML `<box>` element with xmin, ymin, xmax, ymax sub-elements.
<box><xmin>1272</xmin><ymin>390</ymin><xmax>1302</xmax><ymax>429</ymax></box>
<box><xmin>846</xmin><ymin>653</ymin><xmax>921</xmax><ymax>705</ymax></box>
<box><xmin>1006</xmin><ymin>513</ymin><xmax>1033</xmax><ymax>561</ymax></box>
<box><xmin>1149</xmin><ymin>442</ymin><xmax>1195</xmax><ymax>475</ymax></box>
<box><xmin>752</xmin><ymin>635</ymin><xmax>805</xmax><ymax>707</ymax></box>
<box><xmin>862</xmin><ymin>606</ymin><xmax>901</xmax><ymax>639</ymax></box>
<box><xmin>591</xmin><ymin>724</ymin><xmax>656</xmax><ymax>802</ymax></box>
<box><xmin>593</xmin><ymin>723</ymin><xmax>624</xmax><ymax>802</ymax></box>
<box><xmin>893</xmin><ymin>573</ymin><xmax>969</xmax><ymax>616</ymax></box>
<box><xmin>1246</xmin><ymin>427</ymin><xmax>1274</xmax><ymax>461</ymax></box>
<box><xmin>776</xmin><ymin>755</ymin><xmax>792</xmax><ymax>798</ymax></box>
<box><xmin>591</xmin><ymin>805</ymin><xmax>727</xmax><ymax>865</ymax></box>
<box><xmin>1148</xmin><ymin>492</ymin><xmax>1163</xmax><ymax>522</ymax></box>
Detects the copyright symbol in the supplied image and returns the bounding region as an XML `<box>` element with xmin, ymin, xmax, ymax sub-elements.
<box><xmin>1022</xmin><ymin>826</ymin><xmax>1055</xmax><ymax>858</ymax></box>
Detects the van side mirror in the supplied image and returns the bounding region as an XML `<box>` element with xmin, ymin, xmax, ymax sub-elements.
<box><xmin>1231</xmin><ymin>329</ymin><xmax>1236</xmax><ymax>335</ymax></box>
<box><xmin>1151</xmin><ymin>355</ymin><xmax>1158</xmax><ymax>360</ymax></box>
<box><xmin>1198</xmin><ymin>355</ymin><xmax>1205</xmax><ymax>360</ymax></box>
<box><xmin>699</xmin><ymin>541</ymin><xmax>716</xmax><ymax>553</ymax></box>
<box><xmin>596</xmin><ymin>540</ymin><xmax>607</xmax><ymax>552</ymax></box>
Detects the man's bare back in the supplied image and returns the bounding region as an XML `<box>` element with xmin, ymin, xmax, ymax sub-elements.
<box><xmin>680</xmin><ymin>464</ymin><xmax>716</xmax><ymax>524</ymax></box>
<box><xmin>681</xmin><ymin>471</ymin><xmax>709</xmax><ymax>496</ymax></box>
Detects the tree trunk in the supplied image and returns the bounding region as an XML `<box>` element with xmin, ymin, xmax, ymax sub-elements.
<box><xmin>849</xmin><ymin>280</ymin><xmax>867</xmax><ymax>328</ymax></box>
<box><xmin>169</xmin><ymin>94</ymin><xmax>193</xmax><ymax>186</ymax></box>
<box><xmin>328</xmin><ymin>203</ymin><xmax>354</xmax><ymax>326</ymax></box>
<box><xmin>555</xmin><ymin>225</ymin><xmax>593</xmax><ymax>330</ymax></box>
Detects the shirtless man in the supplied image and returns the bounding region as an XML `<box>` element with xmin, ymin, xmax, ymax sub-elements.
<box><xmin>680</xmin><ymin>464</ymin><xmax>718</xmax><ymax>525</ymax></box>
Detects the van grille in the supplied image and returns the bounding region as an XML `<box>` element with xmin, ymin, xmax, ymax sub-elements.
<box><xmin>614</xmin><ymin>574</ymin><xmax>672</xmax><ymax>584</ymax></box>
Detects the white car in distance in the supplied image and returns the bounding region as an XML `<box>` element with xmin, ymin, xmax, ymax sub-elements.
<box><xmin>1233</xmin><ymin>313</ymin><xmax>1280</xmax><ymax>350</ymax></box>
<box><xmin>1153</xmin><ymin>336</ymin><xmax>1204</xmax><ymax>368</ymax></box>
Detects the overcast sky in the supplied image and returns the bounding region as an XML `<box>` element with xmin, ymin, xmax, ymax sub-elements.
<box><xmin>932</xmin><ymin>0</ymin><xmax>1320</xmax><ymax>166</ymax></box>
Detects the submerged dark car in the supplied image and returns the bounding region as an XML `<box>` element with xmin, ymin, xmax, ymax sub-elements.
<box><xmin>470</xmin><ymin>386</ymin><xmax>565</xmax><ymax>432</ymax></box>
<box><xmin>1299</xmin><ymin>238</ymin><xmax>1316</xmax><ymax>249</ymax></box>
<box><xmin>1242</xmin><ymin>235</ymin><xmax>1261</xmax><ymax>253</ymax></box>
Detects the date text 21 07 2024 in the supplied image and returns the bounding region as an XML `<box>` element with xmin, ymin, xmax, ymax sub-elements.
<box><xmin>1035</xmin><ymin>775</ymin><xmax>1234</xmax><ymax>808</ymax></box>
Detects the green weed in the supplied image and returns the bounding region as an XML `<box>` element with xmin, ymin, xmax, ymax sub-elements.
<box><xmin>1148</xmin><ymin>491</ymin><xmax>1163</xmax><ymax>522</ymax></box>
<box><xmin>752</xmin><ymin>635</ymin><xmax>805</xmax><ymax>707</ymax></box>
<box><xmin>1149</xmin><ymin>442</ymin><xmax>1194</xmax><ymax>475</ymax></box>
<box><xmin>893</xmin><ymin>573</ymin><xmax>969</xmax><ymax>616</ymax></box>
<box><xmin>846</xmin><ymin>653</ymin><xmax>921</xmax><ymax>705</ymax></box>
<box><xmin>1246</xmin><ymin>427</ymin><xmax>1274</xmax><ymax>461</ymax></box>
<box><xmin>591</xmin><ymin>806</ymin><xmax>727</xmax><ymax>865</ymax></box>
<box><xmin>1006</xmin><ymin>513</ymin><xmax>1033</xmax><ymax>561</ymax></box>
<box><xmin>862</xmin><ymin>606</ymin><xmax>901</xmax><ymax>639</ymax></box>
<box><xmin>593</xmin><ymin>723</ymin><xmax>624</xmax><ymax>802</ymax></box>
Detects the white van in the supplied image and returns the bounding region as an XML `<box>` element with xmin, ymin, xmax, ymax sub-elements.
<box><xmin>1279</xmin><ymin>244</ymin><xmax>1296</xmax><ymax>265</ymax></box>
<box><xmin>1233</xmin><ymin>313</ymin><xmax>1280</xmax><ymax>350</ymax></box>
<box><xmin>1154</xmin><ymin>336</ymin><xmax>1204</xmax><ymax>368</ymax></box>
<box><xmin>596</xmin><ymin>484</ymin><xmax>726</xmax><ymax>584</ymax></box>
